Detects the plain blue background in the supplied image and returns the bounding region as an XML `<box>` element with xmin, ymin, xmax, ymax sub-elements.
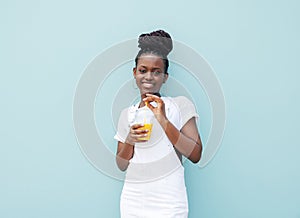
<box><xmin>1</xmin><ymin>0</ymin><xmax>300</xmax><ymax>217</ymax></box>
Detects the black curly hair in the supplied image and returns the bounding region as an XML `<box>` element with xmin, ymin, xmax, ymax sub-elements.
<box><xmin>135</xmin><ymin>30</ymin><xmax>173</xmax><ymax>74</ymax></box>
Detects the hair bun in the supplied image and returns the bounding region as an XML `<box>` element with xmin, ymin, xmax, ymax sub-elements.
<box><xmin>138</xmin><ymin>30</ymin><xmax>173</xmax><ymax>56</ymax></box>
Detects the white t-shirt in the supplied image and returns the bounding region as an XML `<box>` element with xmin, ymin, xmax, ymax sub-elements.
<box><xmin>114</xmin><ymin>96</ymin><xmax>199</xmax><ymax>164</ymax></box>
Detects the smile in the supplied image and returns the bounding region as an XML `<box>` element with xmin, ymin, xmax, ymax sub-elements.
<box><xmin>142</xmin><ymin>82</ymin><xmax>154</xmax><ymax>87</ymax></box>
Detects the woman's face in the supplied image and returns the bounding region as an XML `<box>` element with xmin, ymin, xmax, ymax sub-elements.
<box><xmin>133</xmin><ymin>54</ymin><xmax>168</xmax><ymax>95</ymax></box>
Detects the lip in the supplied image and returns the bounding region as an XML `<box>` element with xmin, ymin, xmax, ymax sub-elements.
<box><xmin>142</xmin><ymin>82</ymin><xmax>154</xmax><ymax>88</ymax></box>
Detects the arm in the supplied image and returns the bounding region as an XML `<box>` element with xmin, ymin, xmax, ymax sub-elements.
<box><xmin>116</xmin><ymin>141</ymin><xmax>134</xmax><ymax>171</ymax></box>
<box><xmin>116</xmin><ymin>123</ymin><xmax>149</xmax><ymax>171</ymax></box>
<box><xmin>143</xmin><ymin>94</ymin><xmax>202</xmax><ymax>163</ymax></box>
<box><xmin>163</xmin><ymin>117</ymin><xmax>202</xmax><ymax>163</ymax></box>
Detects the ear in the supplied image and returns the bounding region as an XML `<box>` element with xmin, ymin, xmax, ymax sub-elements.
<box><xmin>133</xmin><ymin>67</ymin><xmax>137</xmax><ymax>78</ymax></box>
<box><xmin>163</xmin><ymin>73</ymin><xmax>169</xmax><ymax>83</ymax></box>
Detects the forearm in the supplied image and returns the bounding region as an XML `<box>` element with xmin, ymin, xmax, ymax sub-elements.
<box><xmin>116</xmin><ymin>122</ymin><xmax>151</xmax><ymax>171</ymax></box>
<box><xmin>116</xmin><ymin>143</ymin><xmax>134</xmax><ymax>171</ymax></box>
<box><xmin>160</xmin><ymin>118</ymin><xmax>202</xmax><ymax>163</ymax></box>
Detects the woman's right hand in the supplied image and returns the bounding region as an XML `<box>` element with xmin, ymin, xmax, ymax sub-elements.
<box><xmin>125</xmin><ymin>123</ymin><xmax>149</xmax><ymax>145</ymax></box>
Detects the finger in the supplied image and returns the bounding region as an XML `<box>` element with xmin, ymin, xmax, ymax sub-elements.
<box><xmin>131</xmin><ymin>123</ymin><xmax>144</xmax><ymax>129</ymax></box>
<box><xmin>143</xmin><ymin>97</ymin><xmax>163</xmax><ymax>107</ymax></box>
<box><xmin>132</xmin><ymin>134</ymin><xmax>149</xmax><ymax>142</ymax></box>
<box><xmin>136</xmin><ymin>128</ymin><xmax>149</xmax><ymax>133</ymax></box>
<box><xmin>131</xmin><ymin>128</ymin><xmax>149</xmax><ymax>135</ymax></box>
<box><xmin>131</xmin><ymin>129</ymin><xmax>148</xmax><ymax>136</ymax></box>
<box><xmin>135</xmin><ymin>139</ymin><xmax>148</xmax><ymax>143</ymax></box>
<box><xmin>143</xmin><ymin>95</ymin><xmax>161</xmax><ymax>102</ymax></box>
<box><xmin>133</xmin><ymin>133</ymin><xmax>149</xmax><ymax>139</ymax></box>
<box><xmin>145</xmin><ymin>93</ymin><xmax>159</xmax><ymax>98</ymax></box>
<box><xmin>144</xmin><ymin>94</ymin><xmax>164</xmax><ymax>103</ymax></box>
<box><xmin>145</xmin><ymin>101</ymin><xmax>155</xmax><ymax>110</ymax></box>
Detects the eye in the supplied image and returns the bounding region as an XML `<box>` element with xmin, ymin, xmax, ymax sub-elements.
<box><xmin>139</xmin><ymin>69</ymin><xmax>146</xmax><ymax>74</ymax></box>
<box><xmin>153</xmin><ymin>71</ymin><xmax>162</xmax><ymax>76</ymax></box>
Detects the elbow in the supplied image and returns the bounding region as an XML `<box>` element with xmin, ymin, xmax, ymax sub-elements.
<box><xmin>190</xmin><ymin>144</ymin><xmax>202</xmax><ymax>164</ymax></box>
<box><xmin>191</xmin><ymin>155</ymin><xmax>200</xmax><ymax>164</ymax></box>
<box><xmin>118</xmin><ymin>165</ymin><xmax>128</xmax><ymax>172</ymax></box>
<box><xmin>188</xmin><ymin>152</ymin><xmax>201</xmax><ymax>164</ymax></box>
<box><xmin>116</xmin><ymin>156</ymin><xmax>129</xmax><ymax>171</ymax></box>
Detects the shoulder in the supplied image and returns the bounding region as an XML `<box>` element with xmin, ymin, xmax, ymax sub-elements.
<box><xmin>118</xmin><ymin>106</ymin><xmax>130</xmax><ymax>118</ymax></box>
<box><xmin>167</xmin><ymin>96</ymin><xmax>195</xmax><ymax>108</ymax></box>
<box><xmin>116</xmin><ymin>105</ymin><xmax>134</xmax><ymax>123</ymax></box>
<box><xmin>119</xmin><ymin>102</ymin><xmax>138</xmax><ymax>116</ymax></box>
<box><xmin>118</xmin><ymin>103</ymin><xmax>139</xmax><ymax>126</ymax></box>
<box><xmin>166</xmin><ymin>96</ymin><xmax>198</xmax><ymax>128</ymax></box>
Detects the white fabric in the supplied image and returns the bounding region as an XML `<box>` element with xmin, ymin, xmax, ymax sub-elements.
<box><xmin>114</xmin><ymin>96</ymin><xmax>198</xmax><ymax>218</ymax></box>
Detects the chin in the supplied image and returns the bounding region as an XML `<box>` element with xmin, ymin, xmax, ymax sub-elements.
<box><xmin>141</xmin><ymin>90</ymin><xmax>158</xmax><ymax>95</ymax></box>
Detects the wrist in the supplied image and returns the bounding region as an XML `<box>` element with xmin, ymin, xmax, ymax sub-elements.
<box><xmin>125</xmin><ymin>137</ymin><xmax>135</xmax><ymax>147</ymax></box>
<box><xmin>157</xmin><ymin>116</ymin><xmax>169</xmax><ymax>130</ymax></box>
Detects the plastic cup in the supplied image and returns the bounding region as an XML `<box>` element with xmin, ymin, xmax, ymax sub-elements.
<box><xmin>134</xmin><ymin>106</ymin><xmax>154</xmax><ymax>141</ymax></box>
<box><xmin>138</xmin><ymin>123</ymin><xmax>153</xmax><ymax>140</ymax></box>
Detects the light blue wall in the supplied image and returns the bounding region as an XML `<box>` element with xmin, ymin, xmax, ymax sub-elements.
<box><xmin>1</xmin><ymin>0</ymin><xmax>300</xmax><ymax>217</ymax></box>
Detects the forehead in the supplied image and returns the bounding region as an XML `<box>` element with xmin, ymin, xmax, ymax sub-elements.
<box><xmin>137</xmin><ymin>54</ymin><xmax>164</xmax><ymax>68</ymax></box>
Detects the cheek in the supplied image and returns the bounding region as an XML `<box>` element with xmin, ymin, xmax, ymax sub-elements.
<box><xmin>135</xmin><ymin>77</ymin><xmax>143</xmax><ymax>85</ymax></box>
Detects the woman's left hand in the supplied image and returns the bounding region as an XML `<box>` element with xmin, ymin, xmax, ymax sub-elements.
<box><xmin>143</xmin><ymin>94</ymin><xmax>167</xmax><ymax>124</ymax></box>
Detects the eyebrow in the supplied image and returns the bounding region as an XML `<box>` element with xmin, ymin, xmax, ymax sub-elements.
<box><xmin>139</xmin><ymin>65</ymin><xmax>162</xmax><ymax>70</ymax></box>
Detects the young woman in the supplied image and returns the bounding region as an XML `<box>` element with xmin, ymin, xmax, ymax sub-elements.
<box><xmin>114</xmin><ymin>30</ymin><xmax>202</xmax><ymax>218</ymax></box>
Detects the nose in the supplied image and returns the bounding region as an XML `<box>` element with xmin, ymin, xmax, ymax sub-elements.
<box><xmin>144</xmin><ymin>71</ymin><xmax>154</xmax><ymax>80</ymax></box>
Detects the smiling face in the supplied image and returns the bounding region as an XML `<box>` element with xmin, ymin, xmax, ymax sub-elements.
<box><xmin>133</xmin><ymin>54</ymin><xmax>168</xmax><ymax>95</ymax></box>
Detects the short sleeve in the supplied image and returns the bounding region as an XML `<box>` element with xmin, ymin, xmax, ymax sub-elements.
<box><xmin>114</xmin><ymin>108</ymin><xmax>130</xmax><ymax>143</ymax></box>
<box><xmin>173</xmin><ymin>96</ymin><xmax>199</xmax><ymax>128</ymax></box>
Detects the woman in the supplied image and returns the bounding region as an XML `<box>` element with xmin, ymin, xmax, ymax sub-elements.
<box><xmin>114</xmin><ymin>30</ymin><xmax>203</xmax><ymax>218</ymax></box>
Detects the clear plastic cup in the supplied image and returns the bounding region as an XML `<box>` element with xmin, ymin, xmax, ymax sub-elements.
<box><xmin>134</xmin><ymin>106</ymin><xmax>154</xmax><ymax>141</ymax></box>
